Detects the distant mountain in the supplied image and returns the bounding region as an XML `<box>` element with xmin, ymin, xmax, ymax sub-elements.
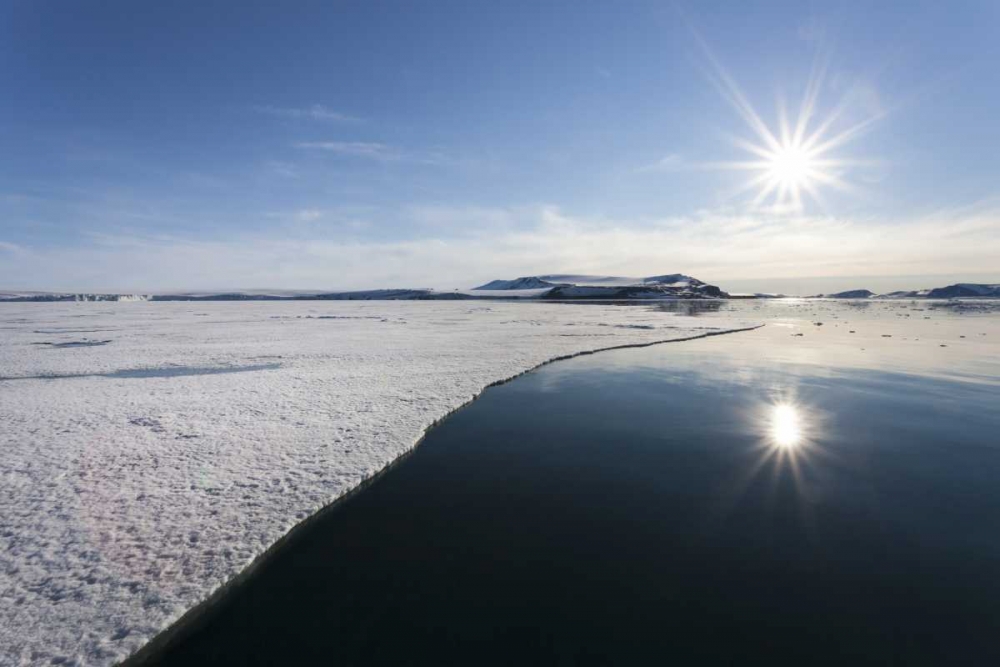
<box><xmin>811</xmin><ymin>284</ymin><xmax>1000</xmax><ymax>299</ymax></box>
<box><xmin>0</xmin><ymin>289</ymin><xmax>454</xmax><ymax>302</ymax></box>
<box><xmin>544</xmin><ymin>283</ymin><xmax>726</xmax><ymax>299</ymax></box>
<box><xmin>0</xmin><ymin>293</ymin><xmax>151</xmax><ymax>302</ymax></box>
<box><xmin>473</xmin><ymin>274</ymin><xmax>726</xmax><ymax>299</ymax></box>
<box><xmin>642</xmin><ymin>274</ymin><xmax>700</xmax><ymax>286</ymax></box>
<box><xmin>823</xmin><ymin>289</ymin><xmax>874</xmax><ymax>299</ymax></box>
<box><xmin>924</xmin><ymin>283</ymin><xmax>1000</xmax><ymax>298</ymax></box>
<box><xmin>472</xmin><ymin>277</ymin><xmax>566</xmax><ymax>290</ymax></box>
<box><xmin>4</xmin><ymin>280</ymin><xmax>997</xmax><ymax>303</ymax></box>
<box><xmin>1</xmin><ymin>274</ymin><xmax>729</xmax><ymax>302</ymax></box>
<box><xmin>871</xmin><ymin>284</ymin><xmax>1000</xmax><ymax>299</ymax></box>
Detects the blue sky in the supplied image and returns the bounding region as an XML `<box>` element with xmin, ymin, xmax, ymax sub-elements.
<box><xmin>2</xmin><ymin>0</ymin><xmax>999</xmax><ymax>294</ymax></box>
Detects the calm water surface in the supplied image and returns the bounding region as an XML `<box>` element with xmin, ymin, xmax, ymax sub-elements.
<box><xmin>150</xmin><ymin>306</ymin><xmax>1000</xmax><ymax>666</ymax></box>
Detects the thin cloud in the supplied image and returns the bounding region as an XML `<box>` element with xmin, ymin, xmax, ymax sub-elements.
<box><xmin>264</xmin><ymin>160</ymin><xmax>299</xmax><ymax>178</ymax></box>
<box><xmin>295</xmin><ymin>141</ymin><xmax>400</xmax><ymax>160</ymax></box>
<box><xmin>295</xmin><ymin>208</ymin><xmax>323</xmax><ymax>222</ymax></box>
<box><xmin>2</xmin><ymin>204</ymin><xmax>996</xmax><ymax>293</ymax></box>
<box><xmin>256</xmin><ymin>104</ymin><xmax>360</xmax><ymax>122</ymax></box>
<box><xmin>262</xmin><ymin>206</ymin><xmax>378</xmax><ymax>235</ymax></box>
<box><xmin>636</xmin><ymin>153</ymin><xmax>686</xmax><ymax>173</ymax></box>
<box><xmin>295</xmin><ymin>141</ymin><xmax>460</xmax><ymax>166</ymax></box>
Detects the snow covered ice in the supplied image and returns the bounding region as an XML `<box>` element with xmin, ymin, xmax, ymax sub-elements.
<box><xmin>0</xmin><ymin>300</ymin><xmax>757</xmax><ymax>666</ymax></box>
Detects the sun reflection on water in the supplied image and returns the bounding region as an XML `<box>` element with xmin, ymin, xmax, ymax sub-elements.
<box><xmin>710</xmin><ymin>395</ymin><xmax>827</xmax><ymax>525</ymax></box>
<box><xmin>741</xmin><ymin>397</ymin><xmax>823</xmax><ymax>491</ymax></box>
<box><xmin>752</xmin><ymin>396</ymin><xmax>826</xmax><ymax>489</ymax></box>
<box><xmin>770</xmin><ymin>403</ymin><xmax>803</xmax><ymax>449</ymax></box>
<box><xmin>711</xmin><ymin>397</ymin><xmax>826</xmax><ymax>519</ymax></box>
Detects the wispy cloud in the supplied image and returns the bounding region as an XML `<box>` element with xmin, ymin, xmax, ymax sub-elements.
<box><xmin>636</xmin><ymin>153</ymin><xmax>687</xmax><ymax>173</ymax></box>
<box><xmin>295</xmin><ymin>208</ymin><xmax>323</xmax><ymax>222</ymax></box>
<box><xmin>262</xmin><ymin>206</ymin><xmax>375</xmax><ymax>234</ymax></box>
<box><xmin>256</xmin><ymin>104</ymin><xmax>360</xmax><ymax>122</ymax></box>
<box><xmin>295</xmin><ymin>141</ymin><xmax>461</xmax><ymax>166</ymax></box>
<box><xmin>296</xmin><ymin>141</ymin><xmax>400</xmax><ymax>160</ymax></box>
<box><xmin>2</xmin><ymin>203</ymin><xmax>997</xmax><ymax>293</ymax></box>
<box><xmin>0</xmin><ymin>240</ymin><xmax>25</xmax><ymax>253</ymax></box>
<box><xmin>264</xmin><ymin>160</ymin><xmax>300</xmax><ymax>179</ymax></box>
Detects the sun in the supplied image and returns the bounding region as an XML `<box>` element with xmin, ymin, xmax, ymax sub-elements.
<box><xmin>767</xmin><ymin>143</ymin><xmax>814</xmax><ymax>190</ymax></box>
<box><xmin>744</xmin><ymin>136</ymin><xmax>835</xmax><ymax>212</ymax></box>
<box><xmin>693</xmin><ymin>33</ymin><xmax>879</xmax><ymax>212</ymax></box>
<box><xmin>715</xmin><ymin>96</ymin><xmax>867</xmax><ymax>213</ymax></box>
<box><xmin>726</xmin><ymin>113</ymin><xmax>862</xmax><ymax>213</ymax></box>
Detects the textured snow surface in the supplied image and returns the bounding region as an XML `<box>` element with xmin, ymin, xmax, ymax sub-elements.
<box><xmin>0</xmin><ymin>301</ymin><xmax>756</xmax><ymax>666</ymax></box>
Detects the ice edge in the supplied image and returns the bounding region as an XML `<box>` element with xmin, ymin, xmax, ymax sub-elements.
<box><xmin>119</xmin><ymin>324</ymin><xmax>763</xmax><ymax>666</ymax></box>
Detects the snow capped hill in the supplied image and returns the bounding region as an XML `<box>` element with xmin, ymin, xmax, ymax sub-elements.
<box><xmin>0</xmin><ymin>275</ymin><xmax>730</xmax><ymax>302</ymax></box>
<box><xmin>537</xmin><ymin>274</ymin><xmax>701</xmax><ymax>288</ymax></box>
<box><xmin>473</xmin><ymin>277</ymin><xmax>565</xmax><ymax>290</ymax></box>
<box><xmin>824</xmin><ymin>289</ymin><xmax>875</xmax><ymax>299</ymax></box>
<box><xmin>473</xmin><ymin>273</ymin><xmax>726</xmax><ymax>299</ymax></box>
<box><xmin>925</xmin><ymin>283</ymin><xmax>1000</xmax><ymax>298</ymax></box>
<box><xmin>4</xmin><ymin>280</ymin><xmax>995</xmax><ymax>303</ymax></box>
<box><xmin>642</xmin><ymin>274</ymin><xmax>700</xmax><ymax>287</ymax></box>
<box><xmin>537</xmin><ymin>275</ymin><xmax>639</xmax><ymax>287</ymax></box>
<box><xmin>873</xmin><ymin>284</ymin><xmax>999</xmax><ymax>299</ymax></box>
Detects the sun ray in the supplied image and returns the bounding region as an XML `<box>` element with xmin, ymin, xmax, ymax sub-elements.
<box><xmin>798</xmin><ymin>176</ymin><xmax>828</xmax><ymax>210</ymax></box>
<box><xmin>719</xmin><ymin>169</ymin><xmax>779</xmax><ymax>203</ymax></box>
<box><xmin>692</xmin><ymin>34</ymin><xmax>879</xmax><ymax>212</ymax></box>
<box><xmin>804</xmin><ymin>113</ymin><xmax>884</xmax><ymax>155</ymax></box>
<box><xmin>808</xmin><ymin>169</ymin><xmax>856</xmax><ymax>193</ymax></box>
<box><xmin>729</xmin><ymin>137</ymin><xmax>778</xmax><ymax>162</ymax></box>
<box><xmin>793</xmin><ymin>48</ymin><xmax>831</xmax><ymax>147</ymax></box>
<box><xmin>753</xmin><ymin>178</ymin><xmax>782</xmax><ymax>207</ymax></box>
<box><xmin>690</xmin><ymin>29</ymin><xmax>785</xmax><ymax>154</ymax></box>
<box><xmin>778</xmin><ymin>95</ymin><xmax>793</xmax><ymax>147</ymax></box>
<box><xmin>706</xmin><ymin>160</ymin><xmax>775</xmax><ymax>171</ymax></box>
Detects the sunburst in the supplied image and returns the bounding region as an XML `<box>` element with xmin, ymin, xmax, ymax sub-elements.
<box><xmin>723</xmin><ymin>99</ymin><xmax>864</xmax><ymax>212</ymax></box>
<box><xmin>695</xmin><ymin>33</ymin><xmax>881</xmax><ymax>212</ymax></box>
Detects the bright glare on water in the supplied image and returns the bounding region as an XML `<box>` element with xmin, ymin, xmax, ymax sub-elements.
<box><xmin>770</xmin><ymin>403</ymin><xmax>802</xmax><ymax>448</ymax></box>
<box><xmin>149</xmin><ymin>299</ymin><xmax>1000</xmax><ymax>666</ymax></box>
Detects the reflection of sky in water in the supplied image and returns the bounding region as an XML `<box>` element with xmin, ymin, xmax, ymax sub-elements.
<box><xmin>164</xmin><ymin>300</ymin><xmax>1000</xmax><ymax>664</ymax></box>
<box><xmin>536</xmin><ymin>304</ymin><xmax>1000</xmax><ymax>522</ymax></box>
<box><xmin>534</xmin><ymin>300</ymin><xmax>1000</xmax><ymax>537</ymax></box>
<box><xmin>541</xmin><ymin>299</ymin><xmax>1000</xmax><ymax>388</ymax></box>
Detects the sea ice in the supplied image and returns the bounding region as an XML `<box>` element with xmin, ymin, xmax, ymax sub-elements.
<box><xmin>0</xmin><ymin>300</ymin><xmax>757</xmax><ymax>665</ymax></box>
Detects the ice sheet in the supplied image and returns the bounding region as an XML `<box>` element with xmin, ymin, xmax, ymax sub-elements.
<box><xmin>0</xmin><ymin>300</ymin><xmax>757</xmax><ymax>666</ymax></box>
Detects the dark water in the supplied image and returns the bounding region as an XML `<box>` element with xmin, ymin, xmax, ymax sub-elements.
<box><xmin>149</xmin><ymin>331</ymin><xmax>1000</xmax><ymax>666</ymax></box>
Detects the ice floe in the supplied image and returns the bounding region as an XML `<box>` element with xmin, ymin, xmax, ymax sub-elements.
<box><xmin>0</xmin><ymin>300</ymin><xmax>757</xmax><ymax>665</ymax></box>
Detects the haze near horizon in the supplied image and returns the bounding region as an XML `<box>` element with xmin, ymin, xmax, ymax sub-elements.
<box><xmin>2</xmin><ymin>1</ymin><xmax>998</xmax><ymax>293</ymax></box>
